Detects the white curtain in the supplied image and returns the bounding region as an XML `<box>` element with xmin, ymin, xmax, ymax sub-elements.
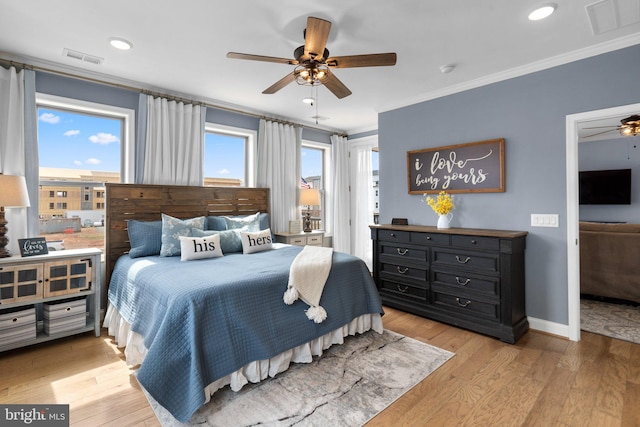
<box><xmin>257</xmin><ymin>119</ymin><xmax>301</xmax><ymax>233</ymax></box>
<box><xmin>350</xmin><ymin>141</ymin><xmax>374</xmax><ymax>270</ymax></box>
<box><xmin>142</xmin><ymin>95</ymin><xmax>204</xmax><ymax>185</ymax></box>
<box><xmin>331</xmin><ymin>134</ymin><xmax>351</xmax><ymax>253</ymax></box>
<box><xmin>0</xmin><ymin>66</ymin><xmax>29</xmax><ymax>255</ymax></box>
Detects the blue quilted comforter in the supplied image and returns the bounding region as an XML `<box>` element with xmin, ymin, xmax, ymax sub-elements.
<box><xmin>107</xmin><ymin>245</ymin><xmax>383</xmax><ymax>422</ymax></box>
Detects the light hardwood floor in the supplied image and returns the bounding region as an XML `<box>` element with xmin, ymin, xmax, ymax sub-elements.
<box><xmin>1</xmin><ymin>306</ymin><xmax>638</xmax><ymax>426</ymax></box>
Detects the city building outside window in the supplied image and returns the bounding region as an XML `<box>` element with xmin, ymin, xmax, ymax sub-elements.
<box><xmin>36</xmin><ymin>93</ymin><xmax>134</xmax><ymax>251</ymax></box>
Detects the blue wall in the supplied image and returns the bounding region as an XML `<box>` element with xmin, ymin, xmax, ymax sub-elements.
<box><xmin>378</xmin><ymin>44</ymin><xmax>640</xmax><ymax>325</ymax></box>
<box><xmin>578</xmin><ymin>136</ymin><xmax>640</xmax><ymax>223</ymax></box>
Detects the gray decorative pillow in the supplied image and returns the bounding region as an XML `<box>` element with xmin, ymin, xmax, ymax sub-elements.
<box><xmin>207</xmin><ymin>216</ymin><xmax>228</xmax><ymax>231</ymax></box>
<box><xmin>160</xmin><ymin>214</ymin><xmax>206</xmax><ymax>257</ymax></box>
<box><xmin>128</xmin><ymin>220</ymin><xmax>162</xmax><ymax>258</ymax></box>
<box><xmin>223</xmin><ymin>212</ymin><xmax>260</xmax><ymax>232</ymax></box>
<box><xmin>192</xmin><ymin>228</ymin><xmax>243</xmax><ymax>253</ymax></box>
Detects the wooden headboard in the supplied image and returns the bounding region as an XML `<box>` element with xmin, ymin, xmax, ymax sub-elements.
<box><xmin>105</xmin><ymin>183</ymin><xmax>270</xmax><ymax>289</ymax></box>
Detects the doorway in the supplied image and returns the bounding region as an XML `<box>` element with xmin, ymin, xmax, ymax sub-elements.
<box><xmin>565</xmin><ymin>102</ymin><xmax>640</xmax><ymax>341</ymax></box>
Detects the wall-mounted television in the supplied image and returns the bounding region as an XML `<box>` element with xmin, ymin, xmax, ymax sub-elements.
<box><xmin>579</xmin><ymin>168</ymin><xmax>631</xmax><ymax>205</ymax></box>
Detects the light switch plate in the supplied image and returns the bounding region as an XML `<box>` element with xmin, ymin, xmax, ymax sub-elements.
<box><xmin>531</xmin><ymin>214</ymin><xmax>559</xmax><ymax>227</ymax></box>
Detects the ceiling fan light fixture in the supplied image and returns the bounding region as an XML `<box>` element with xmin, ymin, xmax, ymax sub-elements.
<box><xmin>528</xmin><ymin>3</ymin><xmax>557</xmax><ymax>21</ymax></box>
<box><xmin>302</xmin><ymin>97</ymin><xmax>315</xmax><ymax>105</ymax></box>
<box><xmin>294</xmin><ymin>64</ymin><xmax>329</xmax><ymax>86</ymax></box>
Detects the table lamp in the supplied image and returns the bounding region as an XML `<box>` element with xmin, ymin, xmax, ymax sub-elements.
<box><xmin>0</xmin><ymin>174</ymin><xmax>31</xmax><ymax>258</ymax></box>
<box><xmin>300</xmin><ymin>188</ymin><xmax>320</xmax><ymax>233</ymax></box>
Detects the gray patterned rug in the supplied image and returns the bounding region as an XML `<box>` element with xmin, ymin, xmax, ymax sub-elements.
<box><xmin>144</xmin><ymin>329</ymin><xmax>454</xmax><ymax>426</ymax></box>
<box><xmin>581</xmin><ymin>299</ymin><xmax>640</xmax><ymax>345</ymax></box>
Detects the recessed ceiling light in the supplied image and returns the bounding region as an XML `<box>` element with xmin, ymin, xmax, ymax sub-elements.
<box><xmin>109</xmin><ymin>37</ymin><xmax>133</xmax><ymax>50</ymax></box>
<box><xmin>528</xmin><ymin>3</ymin><xmax>557</xmax><ymax>21</ymax></box>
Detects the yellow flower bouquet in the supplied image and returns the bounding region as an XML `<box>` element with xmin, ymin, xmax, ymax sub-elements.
<box><xmin>424</xmin><ymin>191</ymin><xmax>455</xmax><ymax>215</ymax></box>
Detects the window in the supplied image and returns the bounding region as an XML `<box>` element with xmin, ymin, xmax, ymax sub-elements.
<box><xmin>203</xmin><ymin>123</ymin><xmax>256</xmax><ymax>187</ymax></box>
<box><xmin>36</xmin><ymin>93</ymin><xmax>134</xmax><ymax>251</ymax></box>
<box><xmin>301</xmin><ymin>141</ymin><xmax>331</xmax><ymax>232</ymax></box>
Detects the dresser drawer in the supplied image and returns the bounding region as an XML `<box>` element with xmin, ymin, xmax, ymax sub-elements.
<box><xmin>380</xmin><ymin>279</ymin><xmax>427</xmax><ymax>301</ymax></box>
<box><xmin>451</xmin><ymin>235</ymin><xmax>499</xmax><ymax>251</ymax></box>
<box><xmin>378</xmin><ymin>229</ymin><xmax>411</xmax><ymax>243</ymax></box>
<box><xmin>432</xmin><ymin>291</ymin><xmax>499</xmax><ymax>321</ymax></box>
<box><xmin>380</xmin><ymin>244</ymin><xmax>427</xmax><ymax>265</ymax></box>
<box><xmin>381</xmin><ymin>262</ymin><xmax>427</xmax><ymax>283</ymax></box>
<box><xmin>306</xmin><ymin>235</ymin><xmax>323</xmax><ymax>246</ymax></box>
<box><xmin>432</xmin><ymin>249</ymin><xmax>499</xmax><ymax>274</ymax></box>
<box><xmin>432</xmin><ymin>270</ymin><xmax>499</xmax><ymax>297</ymax></box>
<box><xmin>411</xmin><ymin>232</ymin><xmax>450</xmax><ymax>246</ymax></box>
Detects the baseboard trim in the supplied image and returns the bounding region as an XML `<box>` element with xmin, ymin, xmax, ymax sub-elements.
<box><xmin>527</xmin><ymin>316</ymin><xmax>571</xmax><ymax>340</ymax></box>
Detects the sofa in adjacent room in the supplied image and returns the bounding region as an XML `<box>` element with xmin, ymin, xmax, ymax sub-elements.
<box><xmin>580</xmin><ymin>221</ymin><xmax>640</xmax><ymax>305</ymax></box>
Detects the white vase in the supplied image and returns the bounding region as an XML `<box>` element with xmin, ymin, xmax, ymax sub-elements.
<box><xmin>437</xmin><ymin>213</ymin><xmax>453</xmax><ymax>229</ymax></box>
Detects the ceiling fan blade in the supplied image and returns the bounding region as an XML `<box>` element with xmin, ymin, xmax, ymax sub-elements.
<box><xmin>326</xmin><ymin>53</ymin><xmax>397</xmax><ymax>68</ymax></box>
<box><xmin>582</xmin><ymin>125</ymin><xmax>621</xmax><ymax>129</ymax></box>
<box><xmin>583</xmin><ymin>129</ymin><xmax>618</xmax><ymax>138</ymax></box>
<box><xmin>227</xmin><ymin>52</ymin><xmax>298</xmax><ymax>65</ymax></box>
<box><xmin>262</xmin><ymin>72</ymin><xmax>296</xmax><ymax>94</ymax></box>
<box><xmin>304</xmin><ymin>17</ymin><xmax>331</xmax><ymax>61</ymax></box>
<box><xmin>320</xmin><ymin>70</ymin><xmax>352</xmax><ymax>99</ymax></box>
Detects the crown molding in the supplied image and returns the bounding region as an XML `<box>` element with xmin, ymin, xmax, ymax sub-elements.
<box><xmin>378</xmin><ymin>34</ymin><xmax>640</xmax><ymax>114</ymax></box>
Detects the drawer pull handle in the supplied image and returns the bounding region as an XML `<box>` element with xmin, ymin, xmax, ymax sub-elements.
<box><xmin>66</xmin><ymin>307</ymin><xmax>72</xmax><ymax>312</ymax></box>
<box><xmin>456</xmin><ymin>277</ymin><xmax>471</xmax><ymax>286</ymax></box>
<box><xmin>397</xmin><ymin>248</ymin><xmax>408</xmax><ymax>255</ymax></box>
<box><xmin>12</xmin><ymin>317</ymin><xmax>18</xmax><ymax>323</ymax></box>
<box><xmin>390</xmin><ymin>233</ymin><xmax>396</xmax><ymax>237</ymax></box>
<box><xmin>426</xmin><ymin>236</ymin><xmax>431</xmax><ymax>240</ymax></box>
<box><xmin>396</xmin><ymin>266</ymin><xmax>409</xmax><ymax>274</ymax></box>
<box><xmin>456</xmin><ymin>298</ymin><xmax>471</xmax><ymax>307</ymax></box>
<box><xmin>396</xmin><ymin>285</ymin><xmax>409</xmax><ymax>293</ymax></box>
<box><xmin>471</xmin><ymin>240</ymin><xmax>477</xmax><ymax>244</ymax></box>
<box><xmin>456</xmin><ymin>256</ymin><xmax>471</xmax><ymax>264</ymax></box>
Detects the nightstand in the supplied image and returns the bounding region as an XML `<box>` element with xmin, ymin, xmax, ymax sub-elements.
<box><xmin>274</xmin><ymin>230</ymin><xmax>324</xmax><ymax>247</ymax></box>
<box><xmin>0</xmin><ymin>248</ymin><xmax>102</xmax><ymax>352</ymax></box>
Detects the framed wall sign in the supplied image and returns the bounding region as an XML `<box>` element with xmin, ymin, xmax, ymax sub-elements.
<box><xmin>407</xmin><ymin>138</ymin><xmax>505</xmax><ymax>194</ymax></box>
<box><xmin>18</xmin><ymin>237</ymin><xmax>49</xmax><ymax>257</ymax></box>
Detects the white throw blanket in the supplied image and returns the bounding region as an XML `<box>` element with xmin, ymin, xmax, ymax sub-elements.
<box><xmin>283</xmin><ymin>245</ymin><xmax>333</xmax><ymax>323</ymax></box>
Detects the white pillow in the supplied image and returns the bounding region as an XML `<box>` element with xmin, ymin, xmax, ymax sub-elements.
<box><xmin>240</xmin><ymin>228</ymin><xmax>273</xmax><ymax>254</ymax></box>
<box><xmin>179</xmin><ymin>234</ymin><xmax>223</xmax><ymax>261</ymax></box>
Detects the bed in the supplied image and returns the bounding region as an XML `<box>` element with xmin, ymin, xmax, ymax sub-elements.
<box><xmin>102</xmin><ymin>183</ymin><xmax>384</xmax><ymax>422</ymax></box>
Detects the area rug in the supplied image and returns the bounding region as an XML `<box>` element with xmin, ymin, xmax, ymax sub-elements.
<box><xmin>581</xmin><ymin>299</ymin><xmax>640</xmax><ymax>345</ymax></box>
<box><xmin>143</xmin><ymin>329</ymin><xmax>454</xmax><ymax>426</ymax></box>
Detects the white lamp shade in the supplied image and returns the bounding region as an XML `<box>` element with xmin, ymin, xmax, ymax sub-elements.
<box><xmin>0</xmin><ymin>175</ymin><xmax>31</xmax><ymax>208</ymax></box>
<box><xmin>300</xmin><ymin>188</ymin><xmax>320</xmax><ymax>206</ymax></box>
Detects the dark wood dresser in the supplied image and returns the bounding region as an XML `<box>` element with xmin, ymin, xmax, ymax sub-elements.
<box><xmin>371</xmin><ymin>224</ymin><xmax>528</xmax><ymax>343</ymax></box>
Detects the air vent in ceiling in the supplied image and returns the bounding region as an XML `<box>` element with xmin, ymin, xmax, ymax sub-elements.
<box><xmin>586</xmin><ymin>0</ymin><xmax>640</xmax><ymax>35</ymax></box>
<box><xmin>62</xmin><ymin>48</ymin><xmax>103</xmax><ymax>65</ymax></box>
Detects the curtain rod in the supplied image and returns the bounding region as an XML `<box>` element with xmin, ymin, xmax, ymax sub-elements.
<box><xmin>0</xmin><ymin>57</ymin><xmax>348</xmax><ymax>137</ymax></box>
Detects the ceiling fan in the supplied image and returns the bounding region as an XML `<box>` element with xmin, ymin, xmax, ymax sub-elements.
<box><xmin>583</xmin><ymin>114</ymin><xmax>640</xmax><ymax>139</ymax></box>
<box><xmin>227</xmin><ymin>16</ymin><xmax>397</xmax><ymax>99</ymax></box>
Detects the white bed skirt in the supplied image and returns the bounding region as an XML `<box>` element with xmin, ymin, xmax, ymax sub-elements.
<box><xmin>103</xmin><ymin>303</ymin><xmax>383</xmax><ymax>404</ymax></box>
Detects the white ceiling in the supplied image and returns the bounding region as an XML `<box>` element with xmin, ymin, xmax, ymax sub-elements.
<box><xmin>1</xmin><ymin>0</ymin><xmax>640</xmax><ymax>134</ymax></box>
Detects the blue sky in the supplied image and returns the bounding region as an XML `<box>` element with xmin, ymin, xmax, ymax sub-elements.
<box><xmin>38</xmin><ymin>108</ymin><xmax>122</xmax><ymax>171</ymax></box>
<box><xmin>38</xmin><ymin>107</ymin><xmax>376</xmax><ymax>180</ymax></box>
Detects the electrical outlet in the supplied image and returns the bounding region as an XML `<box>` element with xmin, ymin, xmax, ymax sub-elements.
<box><xmin>531</xmin><ymin>214</ymin><xmax>559</xmax><ymax>227</ymax></box>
